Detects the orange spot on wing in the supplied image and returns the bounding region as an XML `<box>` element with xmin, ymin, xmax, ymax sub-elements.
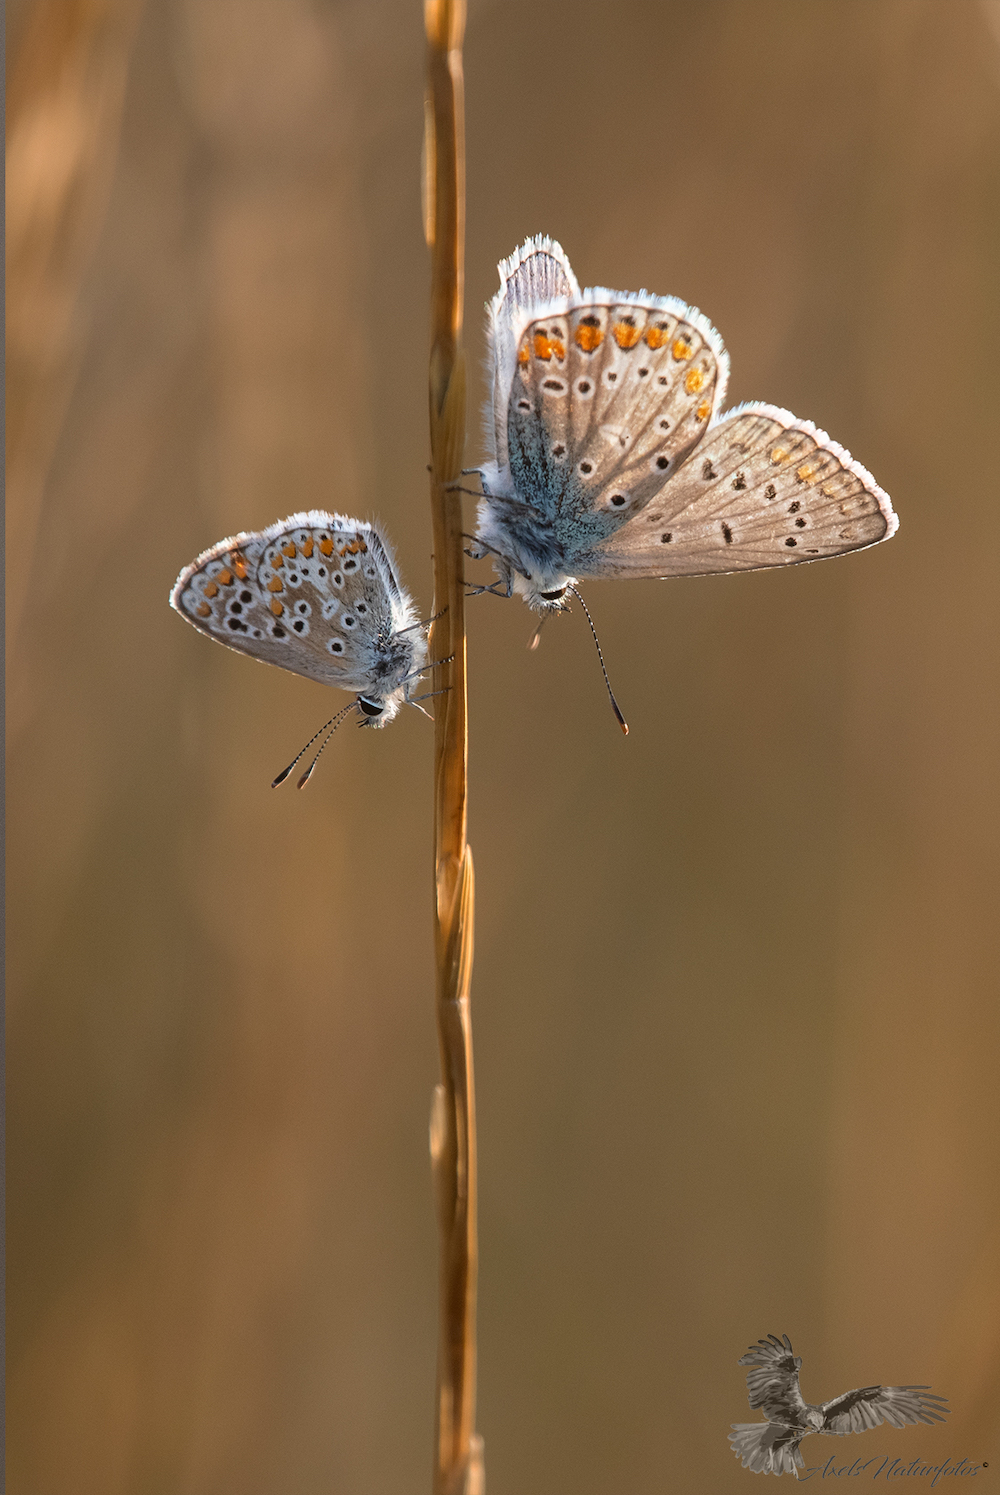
<box><xmin>300</xmin><ymin>538</ymin><xmax>314</xmax><ymax>557</ymax></box>
<box><xmin>796</xmin><ymin>464</ymin><xmax>815</xmax><ymax>483</ymax></box>
<box><xmin>281</xmin><ymin>541</ymin><xmax>296</xmax><ymax>557</ymax></box>
<box><xmin>270</xmin><ymin>599</ymin><xmax>284</xmax><ymax>616</ymax></box>
<box><xmin>613</xmin><ymin>321</ymin><xmax>641</xmax><ymax>349</ymax></box>
<box><xmin>684</xmin><ymin>367</ymin><xmax>705</xmax><ymax>394</ymax></box>
<box><xmin>232</xmin><ymin>555</ymin><xmax>248</xmax><ymax>579</ymax></box>
<box><xmin>319</xmin><ymin>537</ymin><xmax>334</xmax><ymax>556</ymax></box>
<box><xmin>645</xmin><ymin>324</ymin><xmax>669</xmax><ymax>349</ymax></box>
<box><xmin>203</xmin><ymin>582</ymin><xmax>218</xmax><ymax>598</ymax></box>
<box><xmin>196</xmin><ymin>602</ymin><xmax>211</xmax><ymax>617</ymax></box>
<box><xmin>771</xmin><ymin>447</ymin><xmax>789</xmax><ymax>464</ymax></box>
<box><xmin>216</xmin><ymin>568</ymin><xmax>232</xmax><ymax>586</ymax></box>
<box><xmin>267</xmin><ymin>576</ymin><xmax>283</xmax><ymax>592</ymax></box>
<box><xmin>695</xmin><ymin>399</ymin><xmax>711</xmax><ymax>421</ymax></box>
<box><xmin>574</xmin><ymin>323</ymin><xmax>603</xmax><ymax>354</ymax></box>
<box><xmin>672</xmin><ymin>337</ymin><xmax>692</xmax><ymax>361</ymax></box>
<box><xmin>517</xmin><ymin>341</ymin><xmax>530</xmax><ymax>364</ymax></box>
<box><xmin>358</xmin><ymin>539</ymin><xmax>368</xmax><ymax>552</ymax></box>
<box><xmin>271</xmin><ymin>552</ymin><xmax>284</xmax><ymax>569</ymax></box>
<box><xmin>533</xmin><ymin>332</ymin><xmax>558</xmax><ymax>360</ymax></box>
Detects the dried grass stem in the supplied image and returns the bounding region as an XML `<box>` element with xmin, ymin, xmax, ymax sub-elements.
<box><xmin>424</xmin><ymin>3</ymin><xmax>481</xmax><ymax>1492</ymax></box>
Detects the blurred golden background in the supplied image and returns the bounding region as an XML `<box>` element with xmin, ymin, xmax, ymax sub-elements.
<box><xmin>7</xmin><ymin>1</ymin><xmax>1000</xmax><ymax>1491</ymax></box>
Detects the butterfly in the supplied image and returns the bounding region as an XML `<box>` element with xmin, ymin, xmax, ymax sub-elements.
<box><xmin>468</xmin><ymin>236</ymin><xmax>897</xmax><ymax>612</ymax></box>
<box><xmin>170</xmin><ymin>512</ymin><xmax>429</xmax><ymax>780</ymax></box>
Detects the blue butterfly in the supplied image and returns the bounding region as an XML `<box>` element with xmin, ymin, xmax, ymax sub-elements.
<box><xmin>469</xmin><ymin>236</ymin><xmax>897</xmax><ymax>613</ymax></box>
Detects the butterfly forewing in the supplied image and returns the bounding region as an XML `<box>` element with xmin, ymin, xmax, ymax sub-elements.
<box><xmin>171</xmin><ymin>511</ymin><xmax>413</xmax><ymax>692</ymax></box>
<box><xmin>507</xmin><ymin>294</ymin><xmax>729</xmax><ymax>535</ymax></box>
<box><xmin>580</xmin><ymin>403</ymin><xmax>897</xmax><ymax>577</ymax></box>
<box><xmin>488</xmin><ymin>235</ymin><xmax>581</xmax><ymax>469</ymax></box>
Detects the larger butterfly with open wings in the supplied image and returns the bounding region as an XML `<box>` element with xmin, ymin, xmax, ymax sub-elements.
<box><xmin>729</xmin><ymin>1334</ymin><xmax>949</xmax><ymax>1478</ymax></box>
<box><xmin>469</xmin><ymin>237</ymin><xmax>897</xmax><ymax>612</ymax></box>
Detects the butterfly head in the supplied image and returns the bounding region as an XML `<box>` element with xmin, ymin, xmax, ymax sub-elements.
<box><xmin>353</xmin><ymin>624</ymin><xmax>428</xmax><ymax>725</ymax></box>
<box><xmin>511</xmin><ymin>571</ymin><xmax>575</xmax><ymax>614</ymax></box>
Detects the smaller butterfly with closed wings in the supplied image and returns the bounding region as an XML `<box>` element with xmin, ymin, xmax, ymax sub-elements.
<box><xmin>170</xmin><ymin>511</ymin><xmax>429</xmax><ymax>783</ymax></box>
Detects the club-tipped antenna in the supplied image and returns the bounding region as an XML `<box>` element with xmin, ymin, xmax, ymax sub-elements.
<box><xmin>567</xmin><ymin>585</ymin><xmax>629</xmax><ymax>736</ymax></box>
<box><xmin>271</xmin><ymin>700</ymin><xmax>359</xmax><ymax>788</ymax></box>
<box><xmin>296</xmin><ymin>703</ymin><xmax>363</xmax><ymax>787</ymax></box>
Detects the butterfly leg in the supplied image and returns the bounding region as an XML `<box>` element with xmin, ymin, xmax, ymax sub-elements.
<box><xmin>397</xmin><ymin>606</ymin><xmax>447</xmax><ymax>636</ymax></box>
<box><xmin>465</xmin><ymin>580</ymin><xmax>511</xmax><ymax>599</ymax></box>
<box><xmin>402</xmin><ymin>653</ymin><xmax>453</xmax><ymax>684</ymax></box>
<box><xmin>407</xmin><ymin>685</ymin><xmax>453</xmax><ymax>719</ymax></box>
<box><xmin>462</xmin><ymin>534</ymin><xmax>528</xmax><ymax>583</ymax></box>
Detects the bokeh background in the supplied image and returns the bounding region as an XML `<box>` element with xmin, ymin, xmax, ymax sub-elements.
<box><xmin>7</xmin><ymin>1</ymin><xmax>1000</xmax><ymax>1491</ymax></box>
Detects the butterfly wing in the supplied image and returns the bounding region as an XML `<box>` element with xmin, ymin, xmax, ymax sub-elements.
<box><xmin>505</xmin><ymin>292</ymin><xmax>729</xmax><ymax>552</ymax></box>
<box><xmin>572</xmin><ymin>402</ymin><xmax>897</xmax><ymax>577</ymax></box>
<box><xmin>487</xmin><ymin>235</ymin><xmax>580</xmax><ymax>469</ymax></box>
<box><xmin>170</xmin><ymin>510</ymin><xmax>417</xmax><ymax>693</ymax></box>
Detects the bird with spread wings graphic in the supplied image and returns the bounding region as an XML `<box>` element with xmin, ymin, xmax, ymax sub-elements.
<box><xmin>729</xmin><ymin>1334</ymin><xmax>949</xmax><ymax>1477</ymax></box>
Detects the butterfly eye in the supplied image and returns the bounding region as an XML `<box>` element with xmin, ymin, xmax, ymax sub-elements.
<box><xmin>540</xmin><ymin>588</ymin><xmax>566</xmax><ymax>601</ymax></box>
<box><xmin>357</xmin><ymin>696</ymin><xmax>384</xmax><ymax>717</ymax></box>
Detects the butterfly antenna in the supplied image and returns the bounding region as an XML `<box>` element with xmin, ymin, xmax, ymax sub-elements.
<box><xmin>271</xmin><ymin>700</ymin><xmax>359</xmax><ymax>788</ymax></box>
<box><xmin>296</xmin><ymin>702</ymin><xmax>362</xmax><ymax>788</ymax></box>
<box><xmin>567</xmin><ymin>585</ymin><xmax>629</xmax><ymax>736</ymax></box>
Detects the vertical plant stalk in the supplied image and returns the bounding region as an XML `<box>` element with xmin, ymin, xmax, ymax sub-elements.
<box><xmin>424</xmin><ymin>3</ymin><xmax>482</xmax><ymax>1494</ymax></box>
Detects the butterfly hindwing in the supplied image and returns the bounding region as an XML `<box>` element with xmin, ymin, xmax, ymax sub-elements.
<box><xmin>576</xmin><ymin>403</ymin><xmax>897</xmax><ymax>578</ymax></box>
<box><xmin>506</xmin><ymin>294</ymin><xmax>729</xmax><ymax>544</ymax></box>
